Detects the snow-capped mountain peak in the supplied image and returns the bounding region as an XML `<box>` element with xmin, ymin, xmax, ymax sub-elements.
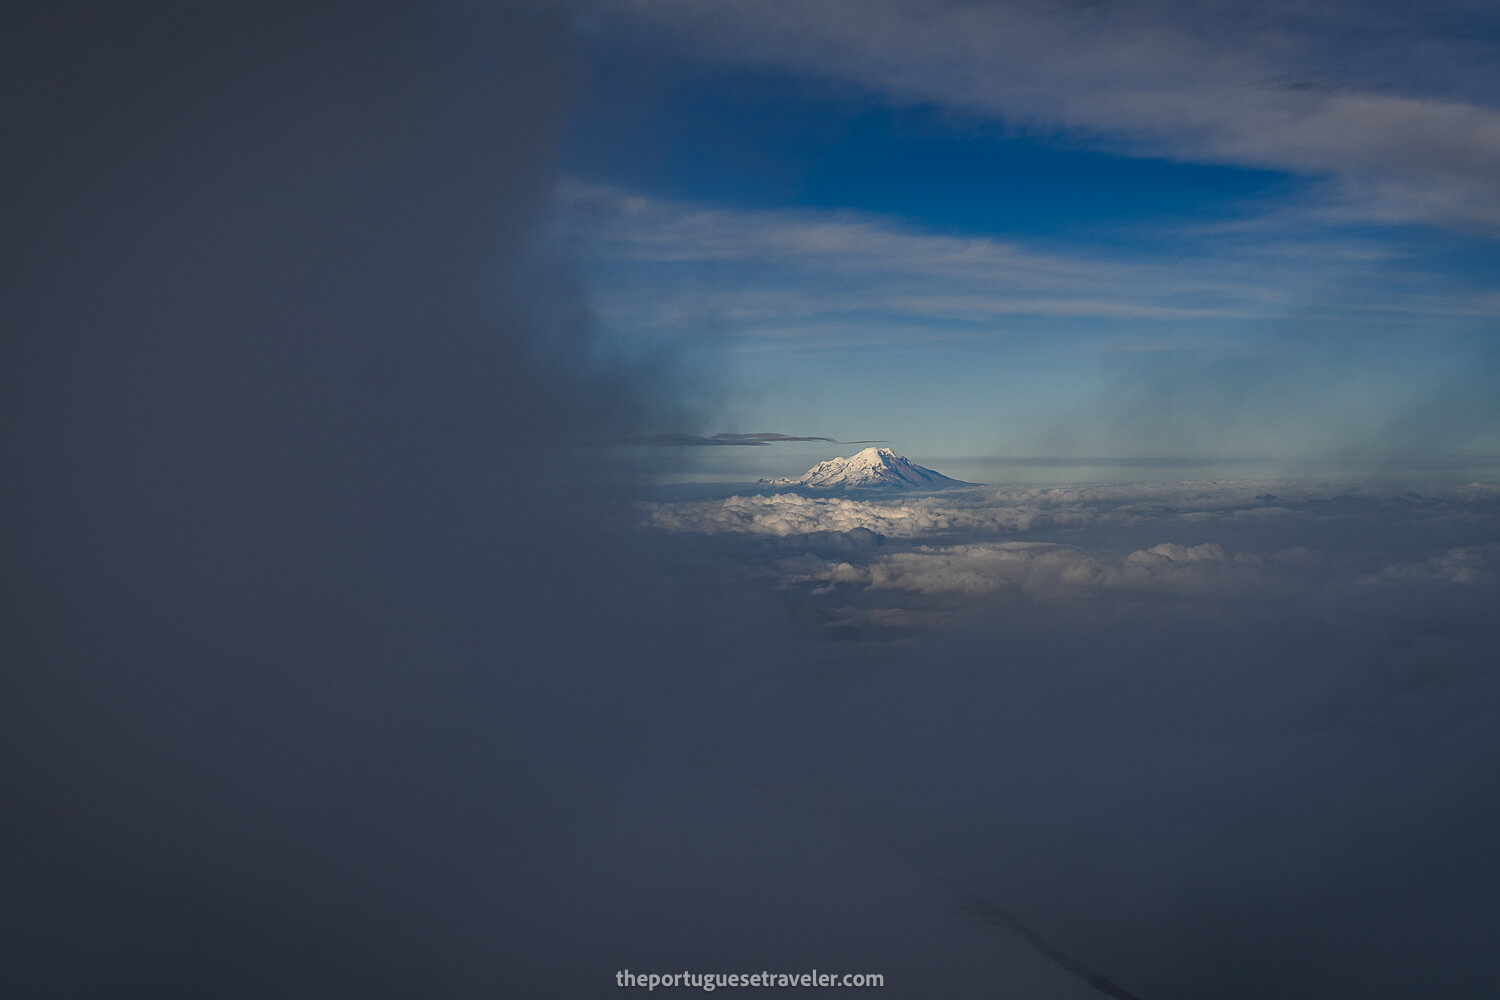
<box><xmin>760</xmin><ymin>447</ymin><xmax>971</xmax><ymax>491</ymax></box>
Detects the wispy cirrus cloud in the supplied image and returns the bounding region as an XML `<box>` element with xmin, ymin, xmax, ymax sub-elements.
<box><xmin>593</xmin><ymin>0</ymin><xmax>1500</xmax><ymax>231</ymax></box>
<box><xmin>561</xmin><ymin>182</ymin><xmax>1500</xmax><ymax>356</ymax></box>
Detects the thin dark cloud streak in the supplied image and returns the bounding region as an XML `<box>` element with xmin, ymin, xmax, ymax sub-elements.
<box><xmin>618</xmin><ymin>432</ymin><xmax>886</xmax><ymax>446</ymax></box>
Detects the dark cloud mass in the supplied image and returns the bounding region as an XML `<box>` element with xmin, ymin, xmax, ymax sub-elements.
<box><xmin>4</xmin><ymin>5</ymin><xmax>1500</xmax><ymax>1000</ymax></box>
<box><xmin>1</xmin><ymin>4</ymin><xmax>685</xmax><ymax>996</ymax></box>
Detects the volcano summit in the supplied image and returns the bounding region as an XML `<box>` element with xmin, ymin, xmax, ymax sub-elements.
<box><xmin>760</xmin><ymin>447</ymin><xmax>974</xmax><ymax>492</ymax></box>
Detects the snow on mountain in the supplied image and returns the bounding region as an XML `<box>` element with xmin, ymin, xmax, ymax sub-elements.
<box><xmin>760</xmin><ymin>447</ymin><xmax>973</xmax><ymax>491</ymax></box>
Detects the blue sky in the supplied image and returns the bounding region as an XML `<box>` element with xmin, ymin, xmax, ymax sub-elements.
<box><xmin>556</xmin><ymin>1</ymin><xmax>1500</xmax><ymax>477</ymax></box>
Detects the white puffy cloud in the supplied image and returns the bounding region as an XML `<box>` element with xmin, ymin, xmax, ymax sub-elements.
<box><xmin>641</xmin><ymin>480</ymin><xmax>1500</xmax><ymax>603</ymax></box>
<box><xmin>778</xmin><ymin>540</ymin><xmax>1308</xmax><ymax>598</ymax></box>
<box><xmin>641</xmin><ymin>490</ymin><xmax>1045</xmax><ymax>537</ymax></box>
<box><xmin>640</xmin><ymin>480</ymin><xmax>1496</xmax><ymax>539</ymax></box>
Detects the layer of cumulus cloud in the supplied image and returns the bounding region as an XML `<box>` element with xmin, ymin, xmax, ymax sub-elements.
<box><xmin>644</xmin><ymin>481</ymin><xmax>1500</xmax><ymax>610</ymax></box>
<box><xmin>643</xmin><ymin>480</ymin><xmax>1500</xmax><ymax>538</ymax></box>
<box><xmin>782</xmin><ymin>541</ymin><xmax>1355</xmax><ymax>600</ymax></box>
